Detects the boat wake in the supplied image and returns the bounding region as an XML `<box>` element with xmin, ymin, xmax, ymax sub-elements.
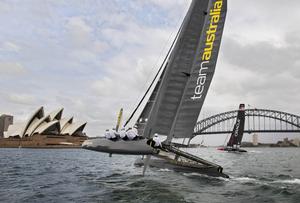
<box><xmin>230</xmin><ymin>176</ymin><xmax>300</xmax><ymax>186</ymax></box>
<box><xmin>232</xmin><ymin>177</ymin><xmax>258</xmax><ymax>183</ymax></box>
<box><xmin>273</xmin><ymin>178</ymin><xmax>300</xmax><ymax>185</ymax></box>
<box><xmin>158</xmin><ymin>168</ymin><xmax>172</xmax><ymax>172</ymax></box>
<box><xmin>248</xmin><ymin>150</ymin><xmax>262</xmax><ymax>154</ymax></box>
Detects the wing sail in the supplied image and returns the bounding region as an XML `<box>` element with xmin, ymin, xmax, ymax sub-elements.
<box><xmin>170</xmin><ymin>0</ymin><xmax>227</xmax><ymax>140</ymax></box>
<box><xmin>143</xmin><ymin>0</ymin><xmax>211</xmax><ymax>138</ymax></box>
<box><xmin>141</xmin><ymin>0</ymin><xmax>227</xmax><ymax>140</ymax></box>
<box><xmin>227</xmin><ymin>104</ymin><xmax>246</xmax><ymax>146</ymax></box>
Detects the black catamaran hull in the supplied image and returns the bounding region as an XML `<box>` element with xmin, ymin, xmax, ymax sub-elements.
<box><xmin>134</xmin><ymin>157</ymin><xmax>229</xmax><ymax>178</ymax></box>
<box><xmin>82</xmin><ymin>138</ymin><xmax>155</xmax><ymax>155</ymax></box>
<box><xmin>218</xmin><ymin>147</ymin><xmax>247</xmax><ymax>153</ymax></box>
<box><xmin>82</xmin><ymin>138</ymin><xmax>229</xmax><ymax>178</ymax></box>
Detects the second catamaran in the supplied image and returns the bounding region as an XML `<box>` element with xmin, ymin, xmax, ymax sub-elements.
<box><xmin>218</xmin><ymin>104</ymin><xmax>247</xmax><ymax>152</ymax></box>
<box><xmin>83</xmin><ymin>0</ymin><xmax>228</xmax><ymax>178</ymax></box>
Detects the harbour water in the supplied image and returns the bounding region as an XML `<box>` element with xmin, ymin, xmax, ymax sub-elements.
<box><xmin>0</xmin><ymin>148</ymin><xmax>299</xmax><ymax>203</ymax></box>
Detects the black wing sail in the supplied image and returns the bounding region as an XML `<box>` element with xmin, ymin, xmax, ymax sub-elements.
<box><xmin>170</xmin><ymin>0</ymin><xmax>227</xmax><ymax>140</ymax></box>
<box><xmin>227</xmin><ymin>104</ymin><xmax>246</xmax><ymax>147</ymax></box>
<box><xmin>142</xmin><ymin>0</ymin><xmax>210</xmax><ymax>138</ymax></box>
<box><xmin>142</xmin><ymin>0</ymin><xmax>227</xmax><ymax>140</ymax></box>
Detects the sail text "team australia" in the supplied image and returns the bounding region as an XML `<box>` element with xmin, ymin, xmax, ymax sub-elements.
<box><xmin>191</xmin><ymin>0</ymin><xmax>223</xmax><ymax>100</ymax></box>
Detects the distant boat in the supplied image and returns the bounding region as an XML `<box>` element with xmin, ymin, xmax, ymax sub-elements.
<box><xmin>83</xmin><ymin>0</ymin><xmax>228</xmax><ymax>178</ymax></box>
<box><xmin>218</xmin><ymin>104</ymin><xmax>247</xmax><ymax>153</ymax></box>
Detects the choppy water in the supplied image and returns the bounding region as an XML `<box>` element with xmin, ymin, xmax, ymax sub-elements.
<box><xmin>0</xmin><ymin>148</ymin><xmax>299</xmax><ymax>203</ymax></box>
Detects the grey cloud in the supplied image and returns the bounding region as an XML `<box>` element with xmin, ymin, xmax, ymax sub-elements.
<box><xmin>0</xmin><ymin>41</ymin><xmax>20</xmax><ymax>52</ymax></box>
<box><xmin>65</xmin><ymin>17</ymin><xmax>92</xmax><ymax>49</ymax></box>
<box><xmin>222</xmin><ymin>37</ymin><xmax>300</xmax><ymax>76</ymax></box>
<box><xmin>0</xmin><ymin>62</ymin><xmax>26</xmax><ymax>75</ymax></box>
<box><xmin>8</xmin><ymin>93</ymin><xmax>36</xmax><ymax>105</ymax></box>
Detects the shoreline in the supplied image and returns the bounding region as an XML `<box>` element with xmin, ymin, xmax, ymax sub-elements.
<box><xmin>0</xmin><ymin>135</ymin><xmax>87</xmax><ymax>148</ymax></box>
<box><xmin>0</xmin><ymin>146</ymin><xmax>82</xmax><ymax>149</ymax></box>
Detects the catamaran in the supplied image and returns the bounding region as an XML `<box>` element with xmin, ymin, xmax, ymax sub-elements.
<box><xmin>218</xmin><ymin>104</ymin><xmax>247</xmax><ymax>153</ymax></box>
<box><xmin>83</xmin><ymin>0</ymin><xmax>228</xmax><ymax>178</ymax></box>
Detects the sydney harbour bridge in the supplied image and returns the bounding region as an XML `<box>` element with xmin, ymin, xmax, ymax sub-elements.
<box><xmin>191</xmin><ymin>108</ymin><xmax>300</xmax><ymax>140</ymax></box>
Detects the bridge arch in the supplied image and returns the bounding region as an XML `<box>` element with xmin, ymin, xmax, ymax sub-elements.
<box><xmin>193</xmin><ymin>109</ymin><xmax>300</xmax><ymax>139</ymax></box>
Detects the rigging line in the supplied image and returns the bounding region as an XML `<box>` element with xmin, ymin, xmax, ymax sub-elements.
<box><xmin>124</xmin><ymin>19</ymin><xmax>184</xmax><ymax>127</ymax></box>
<box><xmin>135</xmin><ymin>21</ymin><xmax>184</xmax><ymax>102</ymax></box>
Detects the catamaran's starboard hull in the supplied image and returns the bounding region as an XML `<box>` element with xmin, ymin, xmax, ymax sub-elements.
<box><xmin>134</xmin><ymin>157</ymin><xmax>229</xmax><ymax>178</ymax></box>
<box><xmin>82</xmin><ymin>138</ymin><xmax>155</xmax><ymax>155</ymax></box>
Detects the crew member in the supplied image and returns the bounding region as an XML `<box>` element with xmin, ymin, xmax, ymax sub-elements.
<box><xmin>126</xmin><ymin>127</ymin><xmax>138</xmax><ymax>140</ymax></box>
<box><xmin>132</xmin><ymin>125</ymin><xmax>140</xmax><ymax>140</ymax></box>
<box><xmin>104</xmin><ymin>129</ymin><xmax>110</xmax><ymax>139</ymax></box>
<box><xmin>119</xmin><ymin>127</ymin><xmax>128</xmax><ymax>140</ymax></box>
<box><xmin>147</xmin><ymin>134</ymin><xmax>162</xmax><ymax>149</ymax></box>
<box><xmin>152</xmin><ymin>134</ymin><xmax>162</xmax><ymax>148</ymax></box>
<box><xmin>109</xmin><ymin>128</ymin><xmax>118</xmax><ymax>141</ymax></box>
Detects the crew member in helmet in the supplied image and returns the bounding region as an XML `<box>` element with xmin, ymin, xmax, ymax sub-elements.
<box><xmin>152</xmin><ymin>134</ymin><xmax>162</xmax><ymax>148</ymax></box>
<box><xmin>132</xmin><ymin>125</ymin><xmax>140</xmax><ymax>140</ymax></box>
<box><xmin>108</xmin><ymin>128</ymin><xmax>118</xmax><ymax>141</ymax></box>
<box><xmin>147</xmin><ymin>133</ymin><xmax>162</xmax><ymax>149</ymax></box>
<box><xmin>126</xmin><ymin>127</ymin><xmax>138</xmax><ymax>140</ymax></box>
<box><xmin>119</xmin><ymin>127</ymin><xmax>128</xmax><ymax>140</ymax></box>
<box><xmin>104</xmin><ymin>129</ymin><xmax>110</xmax><ymax>139</ymax></box>
<box><xmin>126</xmin><ymin>128</ymin><xmax>136</xmax><ymax>140</ymax></box>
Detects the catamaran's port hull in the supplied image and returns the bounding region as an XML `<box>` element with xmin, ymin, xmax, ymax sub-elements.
<box><xmin>134</xmin><ymin>157</ymin><xmax>229</xmax><ymax>178</ymax></box>
<box><xmin>82</xmin><ymin>138</ymin><xmax>155</xmax><ymax>155</ymax></box>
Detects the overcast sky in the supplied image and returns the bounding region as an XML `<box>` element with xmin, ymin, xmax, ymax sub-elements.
<box><xmin>1</xmin><ymin>0</ymin><xmax>300</xmax><ymax>145</ymax></box>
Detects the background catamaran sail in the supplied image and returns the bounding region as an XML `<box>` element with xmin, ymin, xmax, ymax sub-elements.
<box><xmin>227</xmin><ymin>104</ymin><xmax>246</xmax><ymax>147</ymax></box>
<box><xmin>137</xmin><ymin>0</ymin><xmax>227</xmax><ymax>142</ymax></box>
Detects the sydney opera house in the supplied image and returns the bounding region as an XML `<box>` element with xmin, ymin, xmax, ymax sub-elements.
<box><xmin>0</xmin><ymin>107</ymin><xmax>87</xmax><ymax>148</ymax></box>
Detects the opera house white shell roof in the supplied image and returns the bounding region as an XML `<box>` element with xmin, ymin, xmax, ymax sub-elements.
<box><xmin>4</xmin><ymin>107</ymin><xmax>87</xmax><ymax>138</ymax></box>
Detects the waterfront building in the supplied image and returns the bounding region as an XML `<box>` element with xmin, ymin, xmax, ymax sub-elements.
<box><xmin>0</xmin><ymin>115</ymin><xmax>13</xmax><ymax>138</ymax></box>
<box><xmin>291</xmin><ymin>138</ymin><xmax>300</xmax><ymax>147</ymax></box>
<box><xmin>4</xmin><ymin>107</ymin><xmax>86</xmax><ymax>138</ymax></box>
